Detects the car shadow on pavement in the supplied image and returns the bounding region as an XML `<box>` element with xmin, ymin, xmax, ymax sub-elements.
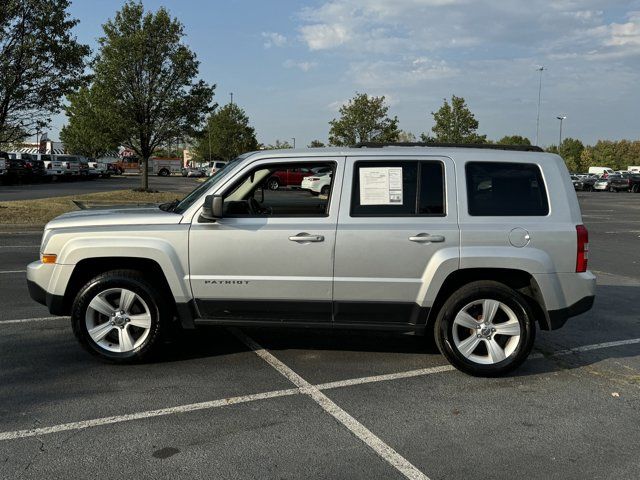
<box><xmin>164</xmin><ymin>285</ymin><xmax>639</xmax><ymax>379</ymax></box>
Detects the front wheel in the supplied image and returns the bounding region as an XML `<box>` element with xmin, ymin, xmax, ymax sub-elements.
<box><xmin>267</xmin><ymin>178</ymin><xmax>280</xmax><ymax>190</ymax></box>
<box><xmin>632</xmin><ymin>184</ymin><xmax>639</xmax><ymax>193</ymax></box>
<box><xmin>434</xmin><ymin>281</ymin><xmax>536</xmax><ymax>377</ymax></box>
<box><xmin>71</xmin><ymin>270</ymin><xmax>170</xmax><ymax>363</ymax></box>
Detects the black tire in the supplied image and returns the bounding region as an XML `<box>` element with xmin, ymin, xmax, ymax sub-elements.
<box><xmin>267</xmin><ymin>178</ymin><xmax>279</xmax><ymax>190</ymax></box>
<box><xmin>434</xmin><ymin>280</ymin><xmax>536</xmax><ymax>377</ymax></box>
<box><xmin>71</xmin><ymin>269</ymin><xmax>171</xmax><ymax>363</ymax></box>
<box><xmin>632</xmin><ymin>184</ymin><xmax>639</xmax><ymax>193</ymax></box>
<box><xmin>158</xmin><ymin>168</ymin><xmax>169</xmax><ymax>177</ymax></box>
<box><xmin>320</xmin><ymin>185</ymin><xmax>330</xmax><ymax>195</ymax></box>
<box><xmin>609</xmin><ymin>186</ymin><xmax>616</xmax><ymax>192</ymax></box>
<box><xmin>584</xmin><ymin>185</ymin><xmax>592</xmax><ymax>192</ymax></box>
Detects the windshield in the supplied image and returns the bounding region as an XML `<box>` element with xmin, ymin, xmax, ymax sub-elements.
<box><xmin>172</xmin><ymin>153</ymin><xmax>250</xmax><ymax>214</ymax></box>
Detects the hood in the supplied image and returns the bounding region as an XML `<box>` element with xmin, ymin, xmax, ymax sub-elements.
<box><xmin>46</xmin><ymin>207</ymin><xmax>183</xmax><ymax>230</ymax></box>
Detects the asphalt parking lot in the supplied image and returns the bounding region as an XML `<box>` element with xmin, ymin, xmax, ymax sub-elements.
<box><xmin>0</xmin><ymin>174</ymin><xmax>199</xmax><ymax>202</ymax></box>
<box><xmin>0</xmin><ymin>191</ymin><xmax>639</xmax><ymax>479</ymax></box>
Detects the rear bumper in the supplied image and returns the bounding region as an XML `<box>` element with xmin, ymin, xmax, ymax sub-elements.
<box><xmin>546</xmin><ymin>295</ymin><xmax>595</xmax><ymax>330</ymax></box>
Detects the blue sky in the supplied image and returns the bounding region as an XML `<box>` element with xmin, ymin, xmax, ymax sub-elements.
<box><xmin>48</xmin><ymin>0</ymin><xmax>640</xmax><ymax>147</ymax></box>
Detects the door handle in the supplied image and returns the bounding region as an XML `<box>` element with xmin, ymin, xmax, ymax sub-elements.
<box><xmin>289</xmin><ymin>233</ymin><xmax>324</xmax><ymax>243</ymax></box>
<box><xmin>409</xmin><ymin>233</ymin><xmax>445</xmax><ymax>243</ymax></box>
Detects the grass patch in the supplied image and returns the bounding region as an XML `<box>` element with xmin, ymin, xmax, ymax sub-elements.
<box><xmin>0</xmin><ymin>190</ymin><xmax>183</xmax><ymax>225</ymax></box>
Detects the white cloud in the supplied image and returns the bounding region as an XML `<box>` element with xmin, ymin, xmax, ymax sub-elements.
<box><xmin>350</xmin><ymin>57</ymin><xmax>457</xmax><ymax>89</ymax></box>
<box><xmin>261</xmin><ymin>32</ymin><xmax>287</xmax><ymax>48</ymax></box>
<box><xmin>606</xmin><ymin>11</ymin><xmax>640</xmax><ymax>46</ymax></box>
<box><xmin>299</xmin><ymin>24</ymin><xmax>350</xmax><ymax>50</ymax></box>
<box><xmin>283</xmin><ymin>59</ymin><xmax>318</xmax><ymax>72</ymax></box>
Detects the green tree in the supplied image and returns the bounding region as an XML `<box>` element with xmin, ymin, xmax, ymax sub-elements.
<box><xmin>428</xmin><ymin>95</ymin><xmax>486</xmax><ymax>144</ymax></box>
<box><xmin>0</xmin><ymin>0</ymin><xmax>89</xmax><ymax>145</ymax></box>
<box><xmin>498</xmin><ymin>135</ymin><xmax>531</xmax><ymax>146</ymax></box>
<box><xmin>60</xmin><ymin>86</ymin><xmax>119</xmax><ymax>158</ymax></box>
<box><xmin>308</xmin><ymin>139</ymin><xmax>325</xmax><ymax>148</ymax></box>
<box><xmin>262</xmin><ymin>139</ymin><xmax>293</xmax><ymax>149</ymax></box>
<box><xmin>328</xmin><ymin>93</ymin><xmax>399</xmax><ymax>146</ymax></box>
<box><xmin>558</xmin><ymin>138</ymin><xmax>585</xmax><ymax>172</ymax></box>
<box><xmin>91</xmin><ymin>1</ymin><xmax>215</xmax><ymax>190</ymax></box>
<box><xmin>196</xmin><ymin>104</ymin><xmax>258</xmax><ymax>161</ymax></box>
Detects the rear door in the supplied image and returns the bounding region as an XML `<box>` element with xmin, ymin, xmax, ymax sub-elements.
<box><xmin>333</xmin><ymin>156</ymin><xmax>459</xmax><ymax>327</ymax></box>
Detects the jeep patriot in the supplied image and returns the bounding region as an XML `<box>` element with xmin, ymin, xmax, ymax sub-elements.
<box><xmin>27</xmin><ymin>144</ymin><xmax>596</xmax><ymax>376</ymax></box>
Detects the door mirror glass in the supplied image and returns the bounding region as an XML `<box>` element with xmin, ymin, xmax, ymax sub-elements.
<box><xmin>200</xmin><ymin>194</ymin><xmax>224</xmax><ymax>221</ymax></box>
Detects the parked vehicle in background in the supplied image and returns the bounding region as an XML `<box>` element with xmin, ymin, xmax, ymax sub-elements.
<box><xmin>588</xmin><ymin>166</ymin><xmax>615</xmax><ymax>177</ymax></box>
<box><xmin>149</xmin><ymin>157</ymin><xmax>182</xmax><ymax>176</ymax></box>
<box><xmin>55</xmin><ymin>155</ymin><xmax>81</xmax><ymax>176</ymax></box>
<box><xmin>88</xmin><ymin>161</ymin><xmax>110</xmax><ymax>178</ymax></box>
<box><xmin>186</xmin><ymin>167</ymin><xmax>207</xmax><ymax>177</ymax></box>
<box><xmin>581</xmin><ymin>176</ymin><xmax>596</xmax><ymax>191</ymax></box>
<box><xmin>266</xmin><ymin>167</ymin><xmax>314</xmax><ymax>190</ymax></box>
<box><xmin>628</xmin><ymin>166</ymin><xmax>640</xmax><ymax>173</ymax></box>
<box><xmin>593</xmin><ymin>176</ymin><xmax>613</xmax><ymax>191</ymax></box>
<box><xmin>301</xmin><ymin>171</ymin><xmax>332</xmax><ymax>195</ymax></box>
<box><xmin>7</xmin><ymin>152</ymin><xmax>44</xmax><ymax>181</ymax></box>
<box><xmin>78</xmin><ymin>157</ymin><xmax>90</xmax><ymax>177</ymax></box>
<box><xmin>27</xmin><ymin>144</ymin><xmax>596</xmax><ymax>376</ymax></box>
<box><xmin>38</xmin><ymin>154</ymin><xmax>64</xmax><ymax>178</ymax></box>
<box><xmin>0</xmin><ymin>151</ymin><xmax>8</xmax><ymax>178</ymax></box>
<box><xmin>607</xmin><ymin>175</ymin><xmax>631</xmax><ymax>192</ymax></box>
<box><xmin>113</xmin><ymin>157</ymin><xmax>140</xmax><ymax>174</ymax></box>
<box><xmin>570</xmin><ymin>175</ymin><xmax>584</xmax><ymax>191</ymax></box>
<box><xmin>207</xmin><ymin>161</ymin><xmax>227</xmax><ymax>176</ymax></box>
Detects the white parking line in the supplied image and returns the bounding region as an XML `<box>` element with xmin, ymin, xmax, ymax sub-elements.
<box><xmin>0</xmin><ymin>335</ymin><xmax>638</xmax><ymax>445</ymax></box>
<box><xmin>0</xmin><ymin>388</ymin><xmax>299</xmax><ymax>441</ymax></box>
<box><xmin>231</xmin><ymin>328</ymin><xmax>430</xmax><ymax>480</ymax></box>
<box><xmin>0</xmin><ymin>270</ymin><xmax>26</xmax><ymax>274</ymax></box>
<box><xmin>0</xmin><ymin>316</ymin><xmax>68</xmax><ymax>324</ymax></box>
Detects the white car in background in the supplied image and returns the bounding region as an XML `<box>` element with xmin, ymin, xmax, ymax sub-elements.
<box><xmin>301</xmin><ymin>171</ymin><xmax>332</xmax><ymax>195</ymax></box>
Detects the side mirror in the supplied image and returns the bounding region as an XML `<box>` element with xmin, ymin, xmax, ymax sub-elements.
<box><xmin>200</xmin><ymin>194</ymin><xmax>224</xmax><ymax>221</ymax></box>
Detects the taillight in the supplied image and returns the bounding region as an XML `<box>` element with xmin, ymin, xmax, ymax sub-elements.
<box><xmin>65</xmin><ymin>162</ymin><xmax>70</xmax><ymax>169</ymax></box>
<box><xmin>26</xmin><ymin>162</ymin><xmax>32</xmax><ymax>169</ymax></box>
<box><xmin>576</xmin><ymin>225</ymin><xmax>589</xmax><ymax>272</ymax></box>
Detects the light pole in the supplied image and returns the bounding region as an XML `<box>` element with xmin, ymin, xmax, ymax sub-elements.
<box><xmin>230</xmin><ymin>92</ymin><xmax>233</xmax><ymax>105</ymax></box>
<box><xmin>207</xmin><ymin>116</ymin><xmax>212</xmax><ymax>163</ymax></box>
<box><xmin>535</xmin><ymin>66</ymin><xmax>545</xmax><ymax>146</ymax></box>
<box><xmin>291</xmin><ymin>137</ymin><xmax>296</xmax><ymax>149</ymax></box>
<box><xmin>556</xmin><ymin>115</ymin><xmax>566</xmax><ymax>149</ymax></box>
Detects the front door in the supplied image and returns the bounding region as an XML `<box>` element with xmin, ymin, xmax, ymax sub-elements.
<box><xmin>333</xmin><ymin>156</ymin><xmax>459</xmax><ymax>327</ymax></box>
<box><xmin>188</xmin><ymin>157</ymin><xmax>342</xmax><ymax>324</ymax></box>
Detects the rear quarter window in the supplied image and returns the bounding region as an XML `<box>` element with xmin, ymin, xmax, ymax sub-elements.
<box><xmin>466</xmin><ymin>162</ymin><xmax>549</xmax><ymax>216</ymax></box>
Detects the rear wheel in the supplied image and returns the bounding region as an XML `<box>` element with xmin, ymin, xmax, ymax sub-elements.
<box><xmin>71</xmin><ymin>270</ymin><xmax>170</xmax><ymax>363</ymax></box>
<box><xmin>320</xmin><ymin>185</ymin><xmax>330</xmax><ymax>195</ymax></box>
<box><xmin>434</xmin><ymin>281</ymin><xmax>536</xmax><ymax>376</ymax></box>
<box><xmin>632</xmin><ymin>184</ymin><xmax>639</xmax><ymax>193</ymax></box>
<box><xmin>158</xmin><ymin>168</ymin><xmax>170</xmax><ymax>177</ymax></box>
<box><xmin>609</xmin><ymin>186</ymin><xmax>616</xmax><ymax>192</ymax></box>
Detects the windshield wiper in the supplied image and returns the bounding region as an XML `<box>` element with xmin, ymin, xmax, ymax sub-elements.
<box><xmin>159</xmin><ymin>199</ymin><xmax>180</xmax><ymax>212</ymax></box>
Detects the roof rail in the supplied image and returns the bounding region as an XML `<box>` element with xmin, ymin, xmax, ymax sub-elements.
<box><xmin>353</xmin><ymin>142</ymin><xmax>544</xmax><ymax>153</ymax></box>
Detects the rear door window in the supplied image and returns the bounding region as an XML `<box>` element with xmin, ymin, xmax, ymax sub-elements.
<box><xmin>466</xmin><ymin>162</ymin><xmax>549</xmax><ymax>216</ymax></box>
<box><xmin>351</xmin><ymin>161</ymin><xmax>445</xmax><ymax>216</ymax></box>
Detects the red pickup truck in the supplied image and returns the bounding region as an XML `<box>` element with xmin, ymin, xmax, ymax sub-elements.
<box><xmin>266</xmin><ymin>167</ymin><xmax>314</xmax><ymax>190</ymax></box>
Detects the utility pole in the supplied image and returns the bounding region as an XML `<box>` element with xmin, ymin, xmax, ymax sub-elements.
<box><xmin>291</xmin><ymin>137</ymin><xmax>296</xmax><ymax>149</ymax></box>
<box><xmin>208</xmin><ymin>117</ymin><xmax>212</xmax><ymax>162</ymax></box>
<box><xmin>535</xmin><ymin>66</ymin><xmax>545</xmax><ymax>146</ymax></box>
<box><xmin>230</xmin><ymin>92</ymin><xmax>233</xmax><ymax>105</ymax></box>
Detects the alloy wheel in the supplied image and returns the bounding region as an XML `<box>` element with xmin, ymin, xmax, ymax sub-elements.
<box><xmin>452</xmin><ymin>299</ymin><xmax>521</xmax><ymax>365</ymax></box>
<box><xmin>85</xmin><ymin>288</ymin><xmax>152</xmax><ymax>353</ymax></box>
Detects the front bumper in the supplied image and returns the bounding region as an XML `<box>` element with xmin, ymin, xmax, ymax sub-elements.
<box><xmin>27</xmin><ymin>261</ymin><xmax>72</xmax><ymax>315</ymax></box>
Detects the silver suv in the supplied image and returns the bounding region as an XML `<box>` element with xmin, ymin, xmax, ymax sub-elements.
<box><xmin>27</xmin><ymin>145</ymin><xmax>595</xmax><ymax>376</ymax></box>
